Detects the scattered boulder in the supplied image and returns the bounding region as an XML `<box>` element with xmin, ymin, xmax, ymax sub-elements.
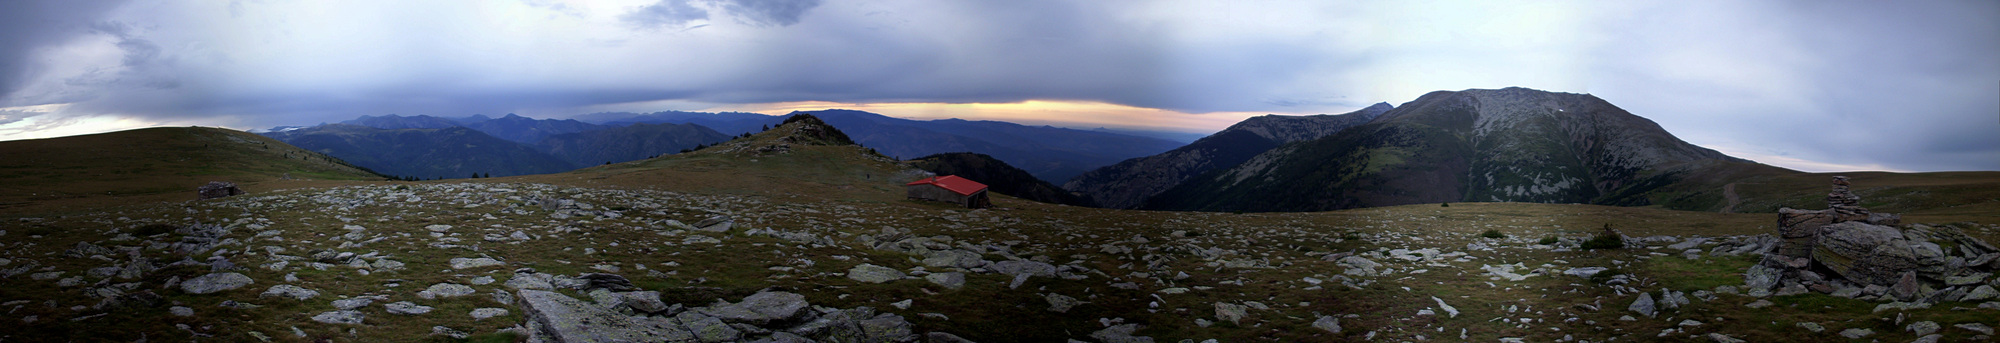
<box><xmin>386</xmin><ymin>301</ymin><xmax>433</xmax><ymax>315</ymax></box>
<box><xmin>1044</xmin><ymin>293</ymin><xmax>1082</xmax><ymax>313</ymax></box>
<box><xmin>311</xmin><ymin>310</ymin><xmax>365</xmax><ymax>325</ymax></box>
<box><xmin>180</xmin><ymin>273</ymin><xmax>253</xmax><ymax>294</ymax></box>
<box><xmin>420</xmin><ymin>283</ymin><xmax>476</xmax><ymax>299</ymax></box>
<box><xmin>1088</xmin><ymin>324</ymin><xmax>1153</xmax><ymax>343</ymax></box>
<box><xmin>848</xmin><ymin>264</ymin><xmax>906</xmax><ymax>283</ymax></box>
<box><xmin>1628</xmin><ymin>293</ymin><xmax>1656</xmax><ymax>318</ymax></box>
<box><xmin>332</xmin><ymin>297</ymin><xmax>374</xmax><ymax>310</ymax></box>
<box><xmin>701</xmin><ymin>291</ymin><xmax>812</xmax><ymax>326</ymax></box>
<box><xmin>578</xmin><ymin>273</ymin><xmax>638</xmax><ymax>291</ymax></box>
<box><xmin>470</xmin><ymin>308</ymin><xmax>509</xmax><ymax>320</ymax></box>
<box><xmin>925</xmin><ymin>272</ymin><xmax>966</xmax><ymax>289</ymax></box>
<box><xmin>1214</xmin><ymin>302</ymin><xmax>1248</xmax><ymax>324</ymax></box>
<box><xmin>449</xmin><ymin>257</ymin><xmax>505</xmax><ymax>270</ymax></box>
<box><xmin>1312</xmin><ymin>316</ymin><xmax>1342</xmax><ymax>334</ymax></box>
<box><xmin>259</xmin><ymin>285</ymin><xmax>319</xmax><ymax>300</ymax></box>
<box><xmin>693</xmin><ymin>215</ymin><xmax>733</xmax><ymax>232</ymax></box>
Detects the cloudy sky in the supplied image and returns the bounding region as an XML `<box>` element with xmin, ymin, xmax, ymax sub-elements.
<box><xmin>0</xmin><ymin>0</ymin><xmax>1994</xmax><ymax>172</ymax></box>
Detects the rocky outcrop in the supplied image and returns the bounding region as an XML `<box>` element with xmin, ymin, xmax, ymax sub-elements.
<box><xmin>518</xmin><ymin>289</ymin><xmax>930</xmax><ymax>343</ymax></box>
<box><xmin>1757</xmin><ymin>176</ymin><xmax>1997</xmax><ymax>302</ymax></box>
<box><xmin>196</xmin><ymin>181</ymin><xmax>245</xmax><ymax>200</ymax></box>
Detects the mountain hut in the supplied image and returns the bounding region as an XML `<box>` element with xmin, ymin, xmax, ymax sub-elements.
<box><xmin>905</xmin><ymin>175</ymin><xmax>991</xmax><ymax>208</ymax></box>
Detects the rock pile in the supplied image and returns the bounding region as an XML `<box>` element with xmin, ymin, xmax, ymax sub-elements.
<box><xmin>196</xmin><ymin>181</ymin><xmax>245</xmax><ymax>200</ymax></box>
<box><xmin>1755</xmin><ymin>176</ymin><xmax>1999</xmax><ymax>302</ymax></box>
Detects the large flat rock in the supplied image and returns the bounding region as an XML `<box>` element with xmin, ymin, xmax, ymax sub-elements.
<box><xmin>518</xmin><ymin>289</ymin><xmax>678</xmax><ymax>343</ymax></box>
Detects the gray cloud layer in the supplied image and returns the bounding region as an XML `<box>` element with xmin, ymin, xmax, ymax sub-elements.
<box><xmin>0</xmin><ymin>0</ymin><xmax>1993</xmax><ymax>171</ymax></box>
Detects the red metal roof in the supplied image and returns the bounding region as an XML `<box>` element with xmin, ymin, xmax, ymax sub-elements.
<box><xmin>905</xmin><ymin>175</ymin><xmax>988</xmax><ymax>196</ymax></box>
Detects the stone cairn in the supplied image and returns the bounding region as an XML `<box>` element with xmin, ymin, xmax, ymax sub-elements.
<box><xmin>195</xmin><ymin>181</ymin><xmax>245</xmax><ymax>200</ymax></box>
<box><xmin>1753</xmin><ymin>176</ymin><xmax>1999</xmax><ymax>303</ymax></box>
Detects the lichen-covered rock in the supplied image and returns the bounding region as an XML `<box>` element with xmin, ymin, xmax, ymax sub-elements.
<box><xmin>311</xmin><ymin>310</ymin><xmax>364</xmax><ymax>325</ymax></box>
<box><xmin>259</xmin><ymin>285</ymin><xmax>319</xmax><ymax>300</ymax></box>
<box><xmin>420</xmin><ymin>283</ymin><xmax>476</xmax><ymax>299</ymax></box>
<box><xmin>449</xmin><ymin>257</ymin><xmax>504</xmax><ymax>270</ymax></box>
<box><xmin>924</xmin><ymin>272</ymin><xmax>965</xmax><ymax>289</ymax></box>
<box><xmin>1088</xmin><ymin>324</ymin><xmax>1153</xmax><ymax>343</ymax></box>
<box><xmin>921</xmin><ymin>250</ymin><xmax>985</xmax><ymax>269</ymax></box>
<box><xmin>1312</xmin><ymin>316</ymin><xmax>1342</xmax><ymax>334</ymax></box>
<box><xmin>701</xmin><ymin>291</ymin><xmax>811</xmax><ymax>326</ymax></box>
<box><xmin>386</xmin><ymin>301</ymin><xmax>433</xmax><ymax>315</ymax></box>
<box><xmin>1628</xmin><ymin>293</ymin><xmax>1656</xmax><ymax>318</ymax></box>
<box><xmin>989</xmin><ymin>260</ymin><xmax>1058</xmax><ymax>278</ymax></box>
<box><xmin>1214</xmin><ymin>302</ymin><xmax>1248</xmax><ymax>324</ymax></box>
<box><xmin>518</xmin><ymin>289</ymin><xmax>660</xmax><ymax>342</ymax></box>
<box><xmin>847</xmin><ymin>264</ymin><xmax>905</xmax><ymax>283</ymax></box>
<box><xmin>1815</xmin><ymin>222</ymin><xmax>1914</xmax><ymax>286</ymax></box>
<box><xmin>180</xmin><ymin>273</ymin><xmax>252</xmax><ymax>294</ymax></box>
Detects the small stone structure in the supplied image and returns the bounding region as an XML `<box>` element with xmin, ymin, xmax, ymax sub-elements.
<box><xmin>196</xmin><ymin>181</ymin><xmax>245</xmax><ymax>200</ymax></box>
<box><xmin>1753</xmin><ymin>176</ymin><xmax>1998</xmax><ymax>302</ymax></box>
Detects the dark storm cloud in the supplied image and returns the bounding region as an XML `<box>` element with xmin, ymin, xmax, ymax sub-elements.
<box><xmin>719</xmin><ymin>0</ymin><xmax>822</xmax><ymax>27</ymax></box>
<box><xmin>623</xmin><ymin>0</ymin><xmax>710</xmax><ymax>28</ymax></box>
<box><xmin>0</xmin><ymin>1</ymin><xmax>128</xmax><ymax>106</ymax></box>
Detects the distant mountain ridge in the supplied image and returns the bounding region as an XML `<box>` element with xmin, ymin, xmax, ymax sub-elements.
<box><xmin>801</xmin><ymin>109</ymin><xmax>1184</xmax><ymax>182</ymax></box>
<box><xmin>263</xmin><ymin>124</ymin><xmax>578</xmax><ymax>179</ymax></box>
<box><xmin>1065</xmin><ymin>103</ymin><xmax>1392</xmax><ymax>209</ymax></box>
<box><xmin>534</xmin><ymin>123</ymin><xmax>732</xmax><ymax>167</ymax></box>
<box><xmin>577</xmin><ymin>109</ymin><xmax>1186</xmax><ymax>182</ymax></box>
<box><xmin>1144</xmin><ymin>87</ymin><xmax>1781</xmax><ymax>212</ymax></box>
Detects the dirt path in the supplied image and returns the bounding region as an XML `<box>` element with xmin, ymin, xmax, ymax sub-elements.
<box><xmin>1722</xmin><ymin>182</ymin><xmax>1742</xmax><ymax>213</ymax></box>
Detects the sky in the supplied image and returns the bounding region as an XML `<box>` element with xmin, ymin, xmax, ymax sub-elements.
<box><xmin>0</xmin><ymin>0</ymin><xmax>1995</xmax><ymax>172</ymax></box>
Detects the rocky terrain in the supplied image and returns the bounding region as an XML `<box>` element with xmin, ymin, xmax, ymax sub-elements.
<box><xmin>2</xmin><ymin>108</ymin><xmax>1996</xmax><ymax>343</ymax></box>
<box><xmin>4</xmin><ymin>172</ymin><xmax>1997</xmax><ymax>342</ymax></box>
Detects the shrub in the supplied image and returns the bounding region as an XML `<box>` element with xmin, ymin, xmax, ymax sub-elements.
<box><xmin>1537</xmin><ymin>236</ymin><xmax>1560</xmax><ymax>245</ymax></box>
<box><xmin>1581</xmin><ymin>230</ymin><xmax>1624</xmax><ymax>250</ymax></box>
<box><xmin>1588</xmin><ymin>268</ymin><xmax>1625</xmax><ymax>284</ymax></box>
<box><xmin>1441</xmin><ymin>202</ymin><xmax>1450</xmax><ymax>207</ymax></box>
<box><xmin>133</xmin><ymin>224</ymin><xmax>179</xmax><ymax>237</ymax></box>
<box><xmin>1479</xmin><ymin>229</ymin><xmax>1506</xmax><ymax>239</ymax></box>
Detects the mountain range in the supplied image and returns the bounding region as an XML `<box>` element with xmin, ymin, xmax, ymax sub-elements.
<box><xmin>1139</xmin><ymin>87</ymin><xmax>1781</xmax><ymax>212</ymax></box>
<box><xmin>1064</xmin><ymin>102</ymin><xmax>1392</xmax><ymax>209</ymax></box>
<box><xmin>577</xmin><ymin>109</ymin><xmax>1187</xmax><ymax>182</ymax></box>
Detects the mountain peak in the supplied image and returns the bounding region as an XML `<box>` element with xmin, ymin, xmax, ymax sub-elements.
<box><xmin>776</xmin><ymin>113</ymin><xmax>857</xmax><ymax>146</ymax></box>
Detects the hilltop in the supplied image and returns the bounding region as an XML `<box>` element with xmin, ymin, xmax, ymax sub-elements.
<box><xmin>1145</xmin><ymin>87</ymin><xmax>1784</xmax><ymax>212</ymax></box>
<box><xmin>0</xmin><ymin>126</ymin><xmax>384</xmax><ymax>212</ymax></box>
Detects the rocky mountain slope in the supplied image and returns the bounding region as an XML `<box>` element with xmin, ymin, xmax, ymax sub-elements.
<box><xmin>1065</xmin><ymin>103</ymin><xmax>1391</xmax><ymax>209</ymax></box>
<box><xmin>263</xmin><ymin>124</ymin><xmax>577</xmax><ymax>179</ymax></box>
<box><xmin>904</xmin><ymin>152</ymin><xmax>1093</xmax><ymax>207</ymax></box>
<box><xmin>1145</xmin><ymin>87</ymin><xmax>1786</xmax><ymax>212</ymax></box>
<box><xmin>532</xmin><ymin>122</ymin><xmax>732</xmax><ymax>167</ymax></box>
